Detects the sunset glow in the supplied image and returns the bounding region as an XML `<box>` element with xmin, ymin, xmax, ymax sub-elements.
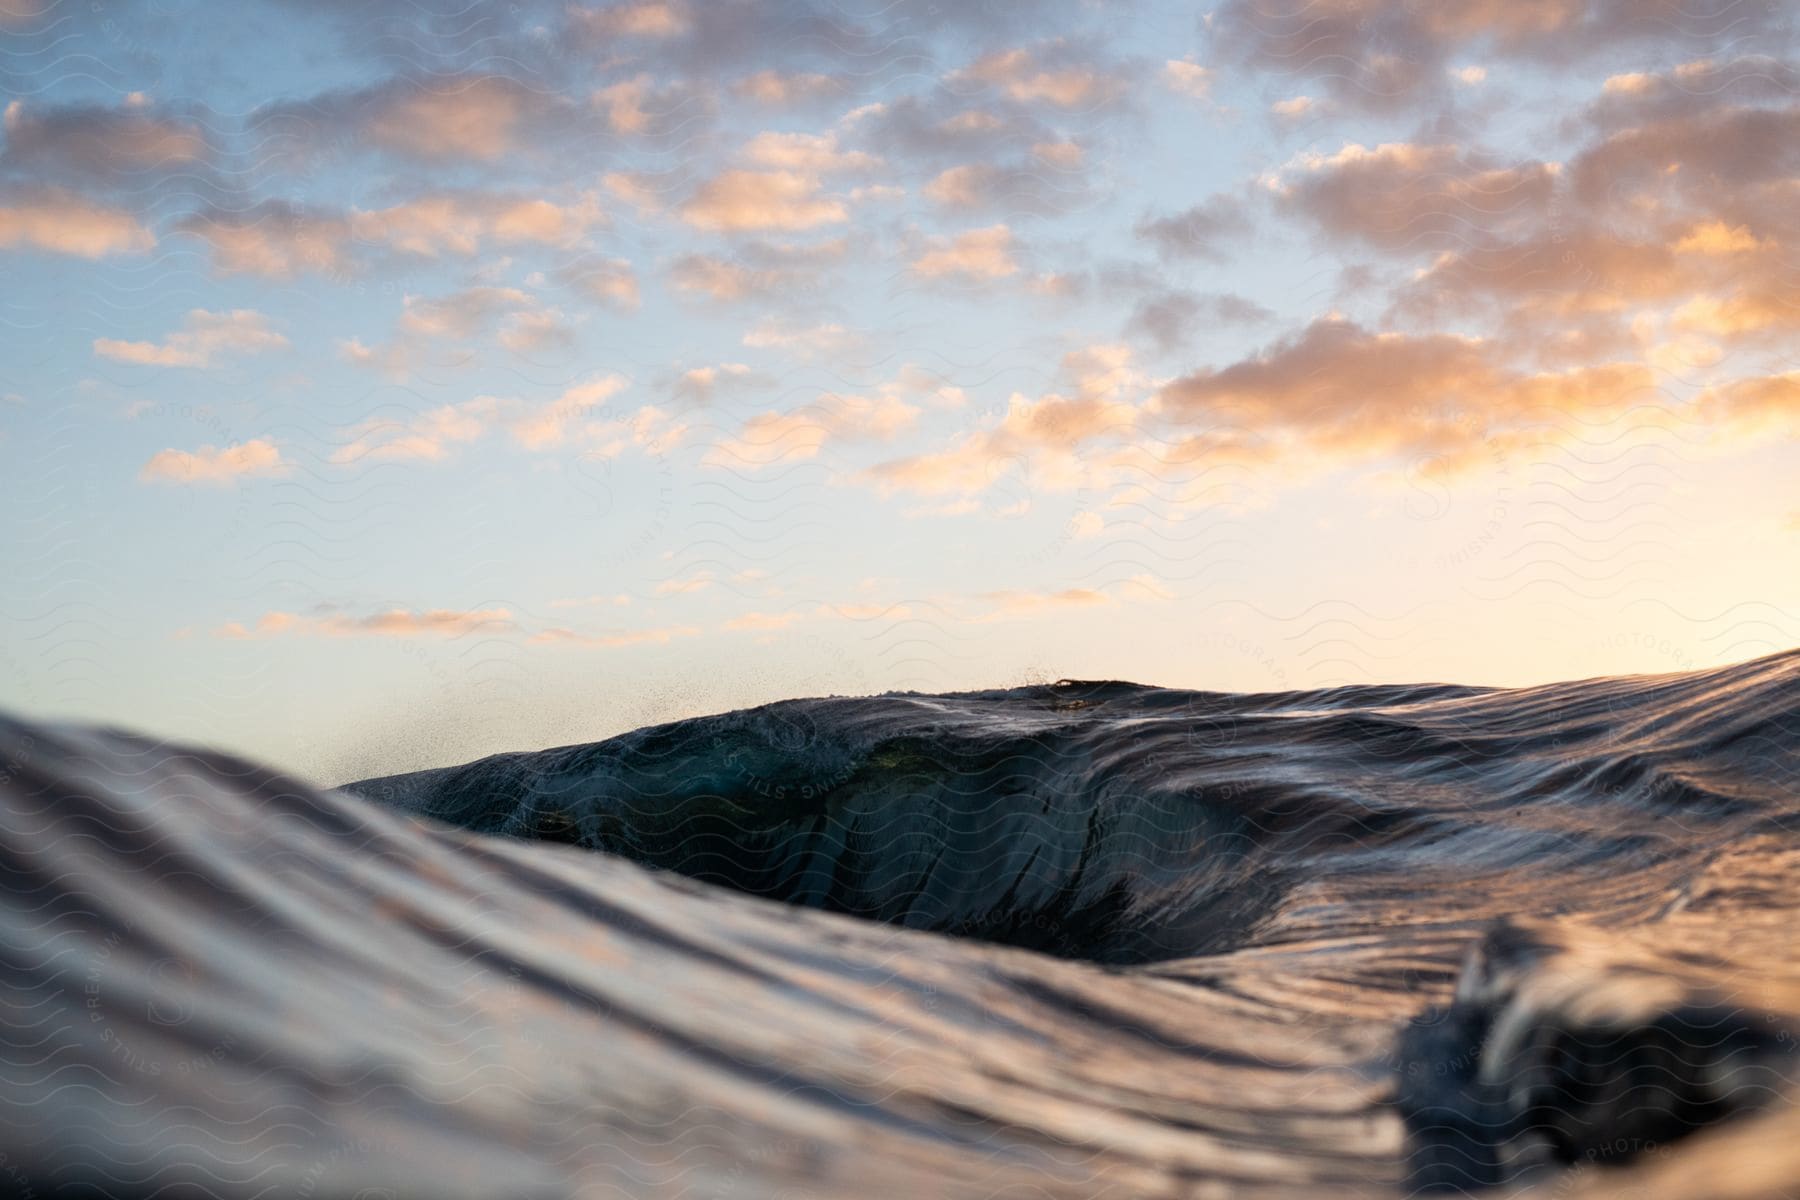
<box><xmin>1</xmin><ymin>0</ymin><xmax>1795</xmax><ymax>778</ymax></box>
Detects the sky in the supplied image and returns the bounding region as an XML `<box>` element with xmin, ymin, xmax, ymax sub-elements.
<box><xmin>1</xmin><ymin>0</ymin><xmax>1796</xmax><ymax>782</ymax></box>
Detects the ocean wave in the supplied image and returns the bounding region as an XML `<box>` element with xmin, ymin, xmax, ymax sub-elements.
<box><xmin>2</xmin><ymin>651</ymin><xmax>1797</xmax><ymax>1196</ymax></box>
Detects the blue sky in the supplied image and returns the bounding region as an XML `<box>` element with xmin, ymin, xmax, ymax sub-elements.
<box><xmin>2</xmin><ymin>0</ymin><xmax>1796</xmax><ymax>779</ymax></box>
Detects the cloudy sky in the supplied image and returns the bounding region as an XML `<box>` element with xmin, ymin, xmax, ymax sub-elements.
<box><xmin>2</xmin><ymin>0</ymin><xmax>1795</xmax><ymax>779</ymax></box>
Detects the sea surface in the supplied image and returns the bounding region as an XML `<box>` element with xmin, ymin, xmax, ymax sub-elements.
<box><xmin>3</xmin><ymin>652</ymin><xmax>1799</xmax><ymax>1197</ymax></box>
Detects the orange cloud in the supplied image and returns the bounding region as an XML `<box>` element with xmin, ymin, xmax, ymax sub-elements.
<box><xmin>574</xmin><ymin>0</ymin><xmax>690</xmax><ymax>38</ymax></box>
<box><xmin>1210</xmin><ymin>0</ymin><xmax>1788</xmax><ymax>110</ymax></box>
<box><xmin>910</xmin><ymin>224</ymin><xmax>1019</xmax><ymax>279</ymax></box>
<box><xmin>1275</xmin><ymin>142</ymin><xmax>1558</xmax><ymax>253</ymax></box>
<box><xmin>707</xmin><ymin>391</ymin><xmax>919</xmax><ymax>469</ymax></box>
<box><xmin>1674</xmin><ymin>221</ymin><xmax>1764</xmax><ymax>256</ymax></box>
<box><xmin>869</xmin><ymin>345</ymin><xmax>1140</xmax><ymax>498</ymax></box>
<box><xmin>1697</xmin><ymin>372</ymin><xmax>1800</xmax><ymax>435</ymax></box>
<box><xmin>95</xmin><ymin>309</ymin><xmax>288</xmax><ymax>368</ymax></box>
<box><xmin>955</xmin><ymin>46</ymin><xmax>1122</xmax><ymax>108</ymax></box>
<box><xmin>583</xmin><ymin>405</ymin><xmax>691</xmax><ymax>459</ymax></box>
<box><xmin>978</xmin><ymin>587</ymin><xmax>1112</xmax><ymax>618</ymax></box>
<box><xmin>0</xmin><ymin>188</ymin><xmax>154</xmax><ymax>258</ymax></box>
<box><xmin>510</xmin><ymin>375</ymin><xmax>629</xmax><ymax>450</ymax></box>
<box><xmin>680</xmin><ymin>169</ymin><xmax>847</xmax><ymax>232</ymax></box>
<box><xmin>601</xmin><ymin>171</ymin><xmax>668</xmax><ymax>213</ymax></box>
<box><xmin>363</xmin><ymin>76</ymin><xmax>533</xmax><ymax>161</ymax></box>
<box><xmin>332</xmin><ymin>397</ymin><xmax>506</xmax><ymax>464</ymax></box>
<box><xmin>740</xmin><ymin>319</ymin><xmax>861</xmax><ymax>358</ymax></box>
<box><xmin>1163</xmin><ymin>60</ymin><xmax>1213</xmax><ymax>99</ymax></box>
<box><xmin>668</xmin><ymin>238</ymin><xmax>846</xmax><ymax>302</ymax></box>
<box><xmin>558</xmin><ymin>257</ymin><xmax>641</xmax><ymax>311</ymax></box>
<box><xmin>1158</xmin><ymin>317</ymin><xmax>1659</xmax><ymax>474</ymax></box>
<box><xmin>218</xmin><ymin>608</ymin><xmax>515</xmax><ymax>639</ymax></box>
<box><xmin>733</xmin><ymin>71</ymin><xmax>841</xmax><ymax>105</ymax></box>
<box><xmin>348</xmin><ymin>192</ymin><xmax>605</xmax><ymax>257</ymax></box>
<box><xmin>399</xmin><ymin>287</ymin><xmax>532</xmax><ymax>339</ymax></box>
<box><xmin>741</xmin><ymin>130</ymin><xmax>879</xmax><ymax>173</ymax></box>
<box><xmin>174</xmin><ymin>201</ymin><xmax>352</xmax><ymax>279</ymax></box>
<box><xmin>140</xmin><ymin>439</ymin><xmax>285</xmax><ymax>485</ymax></box>
<box><xmin>344</xmin><ymin>287</ymin><xmax>567</xmax><ymax>376</ymax></box>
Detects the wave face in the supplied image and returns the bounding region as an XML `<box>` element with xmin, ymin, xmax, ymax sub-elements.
<box><xmin>3</xmin><ymin>652</ymin><xmax>1799</xmax><ymax>1197</ymax></box>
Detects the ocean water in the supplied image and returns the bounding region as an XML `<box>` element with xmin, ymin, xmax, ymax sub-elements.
<box><xmin>3</xmin><ymin>651</ymin><xmax>1798</xmax><ymax>1197</ymax></box>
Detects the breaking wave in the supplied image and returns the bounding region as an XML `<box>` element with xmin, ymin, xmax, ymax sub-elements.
<box><xmin>3</xmin><ymin>651</ymin><xmax>1798</xmax><ymax>1196</ymax></box>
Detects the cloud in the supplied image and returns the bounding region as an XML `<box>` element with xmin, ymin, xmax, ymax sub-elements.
<box><xmin>572</xmin><ymin>0</ymin><xmax>690</xmax><ymax>39</ymax></box>
<box><xmin>510</xmin><ymin>375</ymin><xmax>629</xmax><ymax>450</ymax></box>
<box><xmin>1163</xmin><ymin>59</ymin><xmax>1212</xmax><ymax>100</ymax></box>
<box><xmin>350</xmin><ymin>191</ymin><xmax>606</xmax><ymax>256</ymax></box>
<box><xmin>332</xmin><ymin>397</ymin><xmax>506</xmax><ymax>464</ymax></box>
<box><xmin>1134</xmin><ymin>195</ymin><xmax>1252</xmax><ymax>261</ymax></box>
<box><xmin>733</xmin><ymin>70</ymin><xmax>842</xmax><ymax>105</ymax></box>
<box><xmin>1208</xmin><ymin>0</ymin><xmax>1789</xmax><ymax>111</ymax></box>
<box><xmin>359</xmin><ymin>75</ymin><xmax>536</xmax><ymax>160</ymax></box>
<box><xmin>1697</xmin><ymin>372</ymin><xmax>1800</xmax><ymax>436</ymax></box>
<box><xmin>334</xmin><ymin>388</ymin><xmax>682</xmax><ymax>467</ymax></box>
<box><xmin>217</xmin><ymin>598</ymin><xmax>706</xmax><ymax>650</ymax></box>
<box><xmin>176</xmin><ymin>192</ymin><xmax>607</xmax><ymax>278</ymax></box>
<box><xmin>0</xmin><ymin>98</ymin><xmax>210</xmax><ymax>183</ymax></box>
<box><xmin>345</xmin><ymin>286</ymin><xmax>568</xmax><ymax>376</ymax></box>
<box><xmin>602</xmin><ymin>171</ymin><xmax>671</xmax><ymax>213</ymax></box>
<box><xmin>399</xmin><ymin>287</ymin><xmax>533</xmax><ymax>340</ymax></box>
<box><xmin>1382</xmin><ymin>64</ymin><xmax>1800</xmax><ymax>354</ymax></box>
<box><xmin>740</xmin><ymin>319</ymin><xmax>862</xmax><ymax>359</ymax></box>
<box><xmin>497</xmin><ymin>306</ymin><xmax>574</xmax><ymax>355</ymax></box>
<box><xmin>920</xmin><ymin>159</ymin><xmax>1092</xmax><ymax>215</ymax></box>
<box><xmin>1673</xmin><ymin>221</ymin><xmax>1766</xmax><ymax>257</ymax></box>
<box><xmin>555</xmin><ymin>256</ymin><xmax>642</xmax><ymax>310</ymax></box>
<box><xmin>1127</xmin><ymin>290</ymin><xmax>1274</xmax><ymax>351</ymax></box>
<box><xmin>1397</xmin><ymin>226</ymin><xmax>1687</xmax><ymax>322</ymax></box>
<box><xmin>1273</xmin><ymin>142</ymin><xmax>1558</xmax><ymax>255</ymax></box>
<box><xmin>1157</xmin><ymin>317</ymin><xmax>1657</xmax><ymax>474</ymax></box>
<box><xmin>671</xmin><ymin>363</ymin><xmax>759</xmax><ymax>405</ymax></box>
<box><xmin>853</xmin><ymin>92</ymin><xmax>1063</xmax><ymax>169</ymax></box>
<box><xmin>654</xmin><ymin>570</ymin><xmax>713</xmax><ymax>595</ymax></box>
<box><xmin>0</xmin><ymin>187</ymin><xmax>156</xmax><ymax>258</ymax></box>
<box><xmin>1568</xmin><ymin>80</ymin><xmax>1800</xmax><ymax>218</ymax></box>
<box><xmin>977</xmin><ymin>586</ymin><xmax>1112</xmax><ymax>618</ymax></box>
<box><xmin>218</xmin><ymin>607</ymin><xmax>515</xmax><ymax>639</ymax></box>
<box><xmin>668</xmin><ymin>253</ymin><xmax>761</xmax><ymax>300</ymax></box>
<box><xmin>741</xmin><ymin>130</ymin><xmax>879</xmax><ymax>173</ymax></box>
<box><xmin>679</xmin><ymin>169</ymin><xmax>847</xmax><ymax>232</ymax></box>
<box><xmin>174</xmin><ymin>201</ymin><xmax>354</xmax><ymax>279</ymax></box>
<box><xmin>910</xmin><ymin>224</ymin><xmax>1020</xmax><ymax>279</ymax></box>
<box><xmin>140</xmin><ymin>439</ymin><xmax>286</xmax><ymax>484</ymax></box>
<box><xmin>95</xmin><ymin>309</ymin><xmax>288</xmax><ymax>368</ymax></box>
<box><xmin>869</xmin><ymin>344</ymin><xmax>1140</xmax><ymax>497</ymax></box>
<box><xmin>592</xmin><ymin>74</ymin><xmax>711</xmax><ymax>138</ymax></box>
<box><xmin>879</xmin><ymin>364</ymin><xmax>968</xmax><ymax>411</ymax></box>
<box><xmin>706</xmin><ymin>391</ymin><xmax>919</xmax><ymax>468</ymax></box>
<box><xmin>583</xmin><ymin>405</ymin><xmax>691</xmax><ymax>458</ymax></box>
<box><xmin>250</xmin><ymin>74</ymin><xmax>573</xmax><ymax>168</ymax></box>
<box><xmin>952</xmin><ymin>43</ymin><xmax>1126</xmax><ymax>109</ymax></box>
